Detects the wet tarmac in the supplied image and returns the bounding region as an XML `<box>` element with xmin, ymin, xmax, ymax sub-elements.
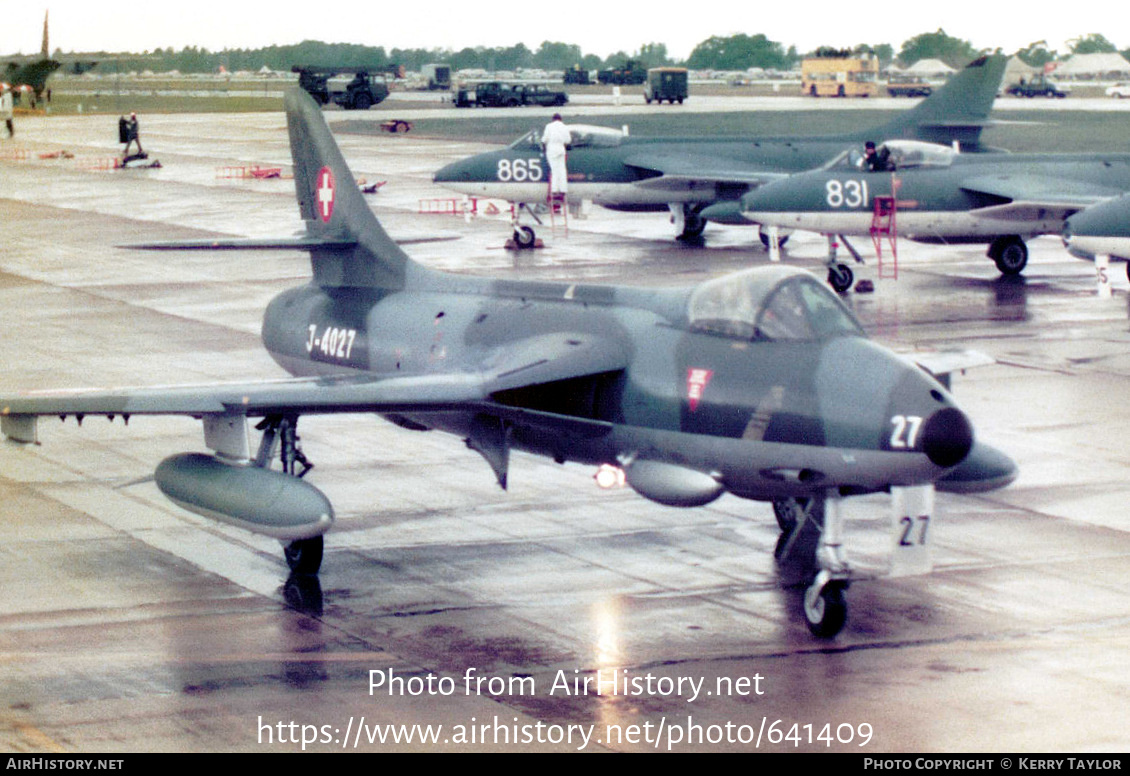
<box><xmin>1</xmin><ymin>108</ymin><xmax>1129</xmax><ymax>753</ymax></box>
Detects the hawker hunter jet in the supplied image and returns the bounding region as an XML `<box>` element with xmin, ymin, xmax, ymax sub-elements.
<box><xmin>0</xmin><ymin>89</ymin><xmax>1016</xmax><ymax>638</ymax></box>
<box><xmin>433</xmin><ymin>55</ymin><xmax>1007</xmax><ymax>251</ymax></box>
<box><xmin>720</xmin><ymin>138</ymin><xmax>1130</xmax><ymax>288</ymax></box>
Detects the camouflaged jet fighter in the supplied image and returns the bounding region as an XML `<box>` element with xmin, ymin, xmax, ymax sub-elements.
<box><xmin>432</xmin><ymin>55</ymin><xmax>1007</xmax><ymax>252</ymax></box>
<box><xmin>724</xmin><ymin>138</ymin><xmax>1130</xmax><ymax>289</ymax></box>
<box><xmin>0</xmin><ymin>89</ymin><xmax>1016</xmax><ymax>638</ymax></box>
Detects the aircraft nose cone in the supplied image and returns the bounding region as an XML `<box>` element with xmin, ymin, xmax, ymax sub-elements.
<box><xmin>433</xmin><ymin>160</ymin><xmax>465</xmax><ymax>183</ymax></box>
<box><xmin>936</xmin><ymin>441</ymin><xmax>1018</xmax><ymax>493</ymax></box>
<box><xmin>919</xmin><ymin>406</ymin><xmax>974</xmax><ymax>468</ymax></box>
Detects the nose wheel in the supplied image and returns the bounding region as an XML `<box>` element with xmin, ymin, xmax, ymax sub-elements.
<box><xmin>827</xmin><ymin>263</ymin><xmax>854</xmax><ymax>293</ymax></box>
<box><xmin>804</xmin><ymin>571</ymin><xmax>848</xmax><ymax>638</ymax></box>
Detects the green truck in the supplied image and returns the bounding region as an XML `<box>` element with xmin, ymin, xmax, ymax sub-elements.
<box><xmin>644</xmin><ymin>67</ymin><xmax>688</xmax><ymax>104</ymax></box>
<box><xmin>293</xmin><ymin>67</ymin><xmax>389</xmax><ymax>110</ymax></box>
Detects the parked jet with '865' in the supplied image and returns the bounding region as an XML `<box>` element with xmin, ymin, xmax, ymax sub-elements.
<box><xmin>432</xmin><ymin>55</ymin><xmax>1007</xmax><ymax>271</ymax></box>
<box><xmin>0</xmin><ymin>89</ymin><xmax>1015</xmax><ymax>638</ymax></box>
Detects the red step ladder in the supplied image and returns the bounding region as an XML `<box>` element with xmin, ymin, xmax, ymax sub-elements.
<box><xmin>547</xmin><ymin>177</ymin><xmax>568</xmax><ymax>237</ymax></box>
<box><xmin>870</xmin><ymin>194</ymin><xmax>898</xmax><ymax>280</ymax></box>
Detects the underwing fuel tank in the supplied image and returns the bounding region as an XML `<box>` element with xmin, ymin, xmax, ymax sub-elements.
<box><xmin>155</xmin><ymin>453</ymin><xmax>334</xmax><ymax>540</ymax></box>
<box><xmin>623</xmin><ymin>460</ymin><xmax>725</xmax><ymax>507</ymax></box>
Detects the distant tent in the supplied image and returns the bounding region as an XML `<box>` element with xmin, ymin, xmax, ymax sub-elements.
<box><xmin>1054</xmin><ymin>52</ymin><xmax>1130</xmax><ymax>78</ymax></box>
<box><xmin>902</xmin><ymin>59</ymin><xmax>956</xmax><ymax>77</ymax></box>
<box><xmin>1003</xmin><ymin>56</ymin><xmax>1041</xmax><ymax>85</ymax></box>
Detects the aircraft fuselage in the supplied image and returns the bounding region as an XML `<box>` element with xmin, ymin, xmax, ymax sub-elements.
<box><xmin>740</xmin><ymin>153</ymin><xmax>1130</xmax><ymax>244</ymax></box>
<box><xmin>259</xmin><ymin>269</ymin><xmax>998</xmax><ymax>504</ymax></box>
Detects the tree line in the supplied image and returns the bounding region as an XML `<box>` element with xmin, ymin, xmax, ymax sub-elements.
<box><xmin>61</xmin><ymin>30</ymin><xmax>1128</xmax><ymax>75</ymax></box>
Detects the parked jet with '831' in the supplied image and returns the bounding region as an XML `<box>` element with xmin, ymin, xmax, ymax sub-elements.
<box><xmin>0</xmin><ymin>89</ymin><xmax>1015</xmax><ymax>638</ymax></box>
<box><xmin>718</xmin><ymin>138</ymin><xmax>1130</xmax><ymax>288</ymax></box>
<box><xmin>432</xmin><ymin>55</ymin><xmax>1007</xmax><ymax>259</ymax></box>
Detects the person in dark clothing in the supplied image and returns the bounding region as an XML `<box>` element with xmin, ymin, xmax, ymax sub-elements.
<box><xmin>120</xmin><ymin>112</ymin><xmax>144</xmax><ymax>159</ymax></box>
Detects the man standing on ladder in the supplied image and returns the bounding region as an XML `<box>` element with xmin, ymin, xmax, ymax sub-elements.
<box><xmin>541</xmin><ymin>113</ymin><xmax>571</xmax><ymax>211</ymax></box>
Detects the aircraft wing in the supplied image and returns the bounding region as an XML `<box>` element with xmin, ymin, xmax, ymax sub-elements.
<box><xmin>963</xmin><ymin>175</ymin><xmax>1123</xmax><ymax>221</ymax></box>
<box><xmin>0</xmin><ymin>332</ymin><xmax>629</xmax><ymax>442</ymax></box>
<box><xmin>621</xmin><ymin>152</ymin><xmax>788</xmax><ymax>190</ymax></box>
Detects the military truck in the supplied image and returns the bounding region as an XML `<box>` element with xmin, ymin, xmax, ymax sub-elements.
<box><xmin>563</xmin><ymin>65</ymin><xmax>591</xmax><ymax>85</ymax></box>
<box><xmin>597</xmin><ymin>59</ymin><xmax>646</xmax><ymax>85</ymax></box>
<box><xmin>293</xmin><ymin>67</ymin><xmax>390</xmax><ymax>110</ymax></box>
<box><xmin>455</xmin><ymin>82</ymin><xmax>567</xmax><ymax>108</ymax></box>
<box><xmin>644</xmin><ymin>67</ymin><xmax>688</xmax><ymax>104</ymax></box>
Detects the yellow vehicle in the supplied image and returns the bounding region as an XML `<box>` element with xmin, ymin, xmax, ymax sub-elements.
<box><xmin>801</xmin><ymin>54</ymin><xmax>879</xmax><ymax>97</ymax></box>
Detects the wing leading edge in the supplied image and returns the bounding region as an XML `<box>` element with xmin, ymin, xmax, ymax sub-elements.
<box><xmin>0</xmin><ymin>331</ymin><xmax>629</xmax><ymax>444</ymax></box>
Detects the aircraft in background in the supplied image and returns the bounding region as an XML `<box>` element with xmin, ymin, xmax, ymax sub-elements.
<box><xmin>724</xmin><ymin>138</ymin><xmax>1130</xmax><ymax>288</ymax></box>
<box><xmin>3</xmin><ymin>11</ymin><xmax>97</xmax><ymax>105</ymax></box>
<box><xmin>0</xmin><ymin>89</ymin><xmax>1016</xmax><ymax>638</ymax></box>
<box><xmin>432</xmin><ymin>55</ymin><xmax>1007</xmax><ymax>253</ymax></box>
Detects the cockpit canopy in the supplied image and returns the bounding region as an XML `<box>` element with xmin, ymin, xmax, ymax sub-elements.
<box><xmin>824</xmin><ymin>139</ymin><xmax>959</xmax><ymax>172</ymax></box>
<box><xmin>508</xmin><ymin>124</ymin><xmax>626</xmax><ymax>150</ymax></box>
<box><xmin>687</xmin><ymin>266</ymin><xmax>864</xmax><ymax>341</ymax></box>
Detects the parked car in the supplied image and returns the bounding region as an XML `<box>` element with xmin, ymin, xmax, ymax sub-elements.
<box><xmin>1106</xmin><ymin>82</ymin><xmax>1130</xmax><ymax>98</ymax></box>
<box><xmin>1006</xmin><ymin>76</ymin><xmax>1069</xmax><ymax>98</ymax></box>
<box><xmin>455</xmin><ymin>82</ymin><xmax>567</xmax><ymax>108</ymax></box>
<box><xmin>886</xmin><ymin>75</ymin><xmax>933</xmax><ymax>98</ymax></box>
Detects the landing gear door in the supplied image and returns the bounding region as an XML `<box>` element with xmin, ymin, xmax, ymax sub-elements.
<box><xmin>889</xmin><ymin>484</ymin><xmax>934</xmax><ymax>577</ymax></box>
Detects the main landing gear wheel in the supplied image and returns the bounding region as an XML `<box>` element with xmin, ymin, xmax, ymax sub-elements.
<box><xmin>671</xmin><ymin>203</ymin><xmax>707</xmax><ymax>240</ymax></box>
<box><xmin>285</xmin><ymin>536</ymin><xmax>324</xmax><ymax>575</ymax></box>
<box><xmin>989</xmin><ymin>236</ymin><xmax>1028</xmax><ymax>275</ymax></box>
<box><xmin>513</xmin><ymin>226</ymin><xmax>536</xmax><ymax>249</ymax></box>
<box><xmin>680</xmin><ymin>213</ymin><xmax>706</xmax><ymax>240</ymax></box>
<box><xmin>804</xmin><ymin>574</ymin><xmax>848</xmax><ymax>638</ymax></box>
<box><xmin>827</xmin><ymin>263</ymin><xmax>854</xmax><ymax>293</ymax></box>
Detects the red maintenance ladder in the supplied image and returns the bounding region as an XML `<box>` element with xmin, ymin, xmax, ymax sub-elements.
<box><xmin>547</xmin><ymin>174</ymin><xmax>568</xmax><ymax>237</ymax></box>
<box><xmin>870</xmin><ymin>177</ymin><xmax>899</xmax><ymax>280</ymax></box>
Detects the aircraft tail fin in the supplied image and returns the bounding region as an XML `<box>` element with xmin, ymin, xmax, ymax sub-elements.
<box><xmin>285</xmin><ymin>87</ymin><xmax>416</xmax><ymax>289</ymax></box>
<box><xmin>864</xmin><ymin>54</ymin><xmax>1007</xmax><ymax>150</ymax></box>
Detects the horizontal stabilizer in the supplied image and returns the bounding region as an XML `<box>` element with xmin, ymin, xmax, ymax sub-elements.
<box><xmin>126</xmin><ymin>236</ymin><xmax>458</xmax><ymax>251</ymax></box>
<box><xmin>126</xmin><ymin>237</ymin><xmax>358</xmax><ymax>251</ymax></box>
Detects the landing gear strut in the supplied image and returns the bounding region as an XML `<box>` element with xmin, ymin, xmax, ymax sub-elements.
<box><xmin>256</xmin><ymin>415</ymin><xmax>323</xmax><ymax>574</ymax></box>
<box><xmin>772</xmin><ymin>493</ymin><xmax>851</xmax><ymax>638</ymax></box>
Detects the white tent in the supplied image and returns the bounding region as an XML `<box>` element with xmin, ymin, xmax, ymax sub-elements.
<box><xmin>901</xmin><ymin>59</ymin><xmax>956</xmax><ymax>77</ymax></box>
<box><xmin>1053</xmin><ymin>52</ymin><xmax>1130</xmax><ymax>78</ymax></box>
<box><xmin>1003</xmin><ymin>56</ymin><xmax>1041</xmax><ymax>85</ymax></box>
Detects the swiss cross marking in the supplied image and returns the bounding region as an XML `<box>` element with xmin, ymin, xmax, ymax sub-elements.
<box><xmin>316</xmin><ymin>166</ymin><xmax>335</xmax><ymax>223</ymax></box>
<box><xmin>686</xmin><ymin>368</ymin><xmax>714</xmax><ymax>412</ymax></box>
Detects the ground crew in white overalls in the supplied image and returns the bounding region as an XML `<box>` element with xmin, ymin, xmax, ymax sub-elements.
<box><xmin>1</xmin><ymin>85</ymin><xmax>14</xmax><ymax>138</ymax></box>
<box><xmin>541</xmin><ymin>113</ymin><xmax>571</xmax><ymax>206</ymax></box>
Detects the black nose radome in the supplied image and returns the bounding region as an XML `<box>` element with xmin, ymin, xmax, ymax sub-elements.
<box><xmin>920</xmin><ymin>407</ymin><xmax>974</xmax><ymax>468</ymax></box>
